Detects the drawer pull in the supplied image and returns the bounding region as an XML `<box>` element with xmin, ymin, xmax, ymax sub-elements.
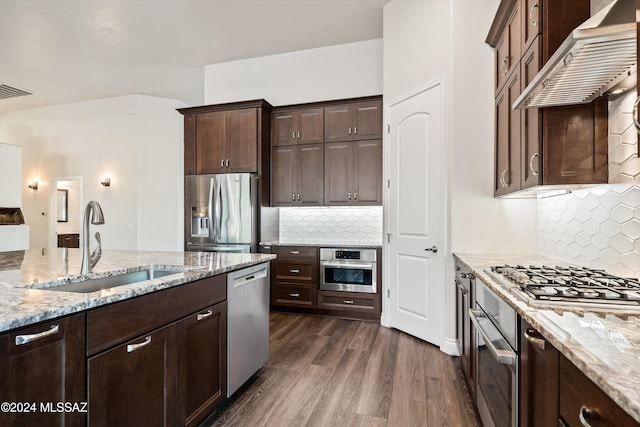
<box><xmin>343</xmin><ymin>299</ymin><xmax>355</xmax><ymax>304</ymax></box>
<box><xmin>15</xmin><ymin>324</ymin><xmax>59</xmax><ymax>346</ymax></box>
<box><xmin>289</xmin><ymin>250</ymin><xmax>300</xmax><ymax>255</ymax></box>
<box><xmin>289</xmin><ymin>269</ymin><xmax>300</xmax><ymax>274</ymax></box>
<box><xmin>197</xmin><ymin>310</ymin><xmax>213</xmax><ymax>321</ymax></box>
<box><xmin>127</xmin><ymin>336</ymin><xmax>152</xmax><ymax>353</ymax></box>
<box><xmin>289</xmin><ymin>292</ymin><xmax>300</xmax><ymax>298</ymax></box>
<box><xmin>524</xmin><ymin>328</ymin><xmax>546</xmax><ymax>351</ymax></box>
<box><xmin>579</xmin><ymin>405</ymin><xmax>599</xmax><ymax>426</ymax></box>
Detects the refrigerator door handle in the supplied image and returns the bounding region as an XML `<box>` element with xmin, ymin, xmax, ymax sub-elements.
<box><xmin>209</xmin><ymin>177</ymin><xmax>219</xmax><ymax>242</ymax></box>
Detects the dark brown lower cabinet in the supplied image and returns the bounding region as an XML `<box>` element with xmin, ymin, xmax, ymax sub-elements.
<box><xmin>519</xmin><ymin>317</ymin><xmax>559</xmax><ymax>427</ymax></box>
<box><xmin>0</xmin><ymin>314</ymin><xmax>85</xmax><ymax>427</ymax></box>
<box><xmin>87</xmin><ymin>325</ymin><xmax>177</xmax><ymax>427</ymax></box>
<box><xmin>177</xmin><ymin>302</ymin><xmax>228</xmax><ymax>427</ymax></box>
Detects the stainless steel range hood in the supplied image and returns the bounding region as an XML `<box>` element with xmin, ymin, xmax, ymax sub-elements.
<box><xmin>513</xmin><ymin>0</ymin><xmax>636</xmax><ymax>109</ymax></box>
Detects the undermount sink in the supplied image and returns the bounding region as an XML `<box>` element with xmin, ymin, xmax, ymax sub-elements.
<box><xmin>26</xmin><ymin>268</ymin><xmax>186</xmax><ymax>294</ymax></box>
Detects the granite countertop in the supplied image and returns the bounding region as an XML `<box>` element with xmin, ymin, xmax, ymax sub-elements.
<box><xmin>260</xmin><ymin>240</ymin><xmax>382</xmax><ymax>249</ymax></box>
<box><xmin>454</xmin><ymin>252</ymin><xmax>640</xmax><ymax>424</ymax></box>
<box><xmin>0</xmin><ymin>248</ymin><xmax>276</xmax><ymax>333</ymax></box>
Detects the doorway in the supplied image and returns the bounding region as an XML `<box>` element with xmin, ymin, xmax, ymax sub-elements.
<box><xmin>49</xmin><ymin>177</ymin><xmax>83</xmax><ymax>249</ymax></box>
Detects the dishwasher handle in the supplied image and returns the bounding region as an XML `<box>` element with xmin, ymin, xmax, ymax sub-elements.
<box><xmin>229</xmin><ymin>265</ymin><xmax>268</xmax><ymax>288</ymax></box>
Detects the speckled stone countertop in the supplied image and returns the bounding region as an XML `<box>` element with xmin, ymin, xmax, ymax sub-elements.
<box><xmin>260</xmin><ymin>240</ymin><xmax>382</xmax><ymax>249</ymax></box>
<box><xmin>454</xmin><ymin>252</ymin><xmax>640</xmax><ymax>424</ymax></box>
<box><xmin>0</xmin><ymin>249</ymin><xmax>276</xmax><ymax>334</ymax></box>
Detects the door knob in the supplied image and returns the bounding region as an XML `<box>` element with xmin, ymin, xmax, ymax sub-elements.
<box><xmin>425</xmin><ymin>246</ymin><xmax>438</xmax><ymax>253</ymax></box>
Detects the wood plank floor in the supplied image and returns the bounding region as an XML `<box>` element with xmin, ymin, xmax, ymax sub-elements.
<box><xmin>203</xmin><ymin>312</ymin><xmax>481</xmax><ymax>427</ymax></box>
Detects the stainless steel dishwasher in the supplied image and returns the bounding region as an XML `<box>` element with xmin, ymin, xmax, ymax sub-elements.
<box><xmin>226</xmin><ymin>262</ymin><xmax>270</xmax><ymax>397</ymax></box>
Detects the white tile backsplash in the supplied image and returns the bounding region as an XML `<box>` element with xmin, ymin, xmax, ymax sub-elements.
<box><xmin>537</xmin><ymin>91</ymin><xmax>640</xmax><ymax>277</ymax></box>
<box><xmin>279</xmin><ymin>206</ymin><xmax>383</xmax><ymax>245</ymax></box>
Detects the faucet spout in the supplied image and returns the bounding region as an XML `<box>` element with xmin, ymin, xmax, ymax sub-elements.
<box><xmin>81</xmin><ymin>201</ymin><xmax>105</xmax><ymax>275</ymax></box>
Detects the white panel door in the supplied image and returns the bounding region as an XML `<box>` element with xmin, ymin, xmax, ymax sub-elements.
<box><xmin>387</xmin><ymin>81</ymin><xmax>444</xmax><ymax>346</ymax></box>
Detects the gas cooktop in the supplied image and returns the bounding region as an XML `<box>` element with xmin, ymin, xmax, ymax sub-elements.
<box><xmin>487</xmin><ymin>264</ymin><xmax>640</xmax><ymax>310</ymax></box>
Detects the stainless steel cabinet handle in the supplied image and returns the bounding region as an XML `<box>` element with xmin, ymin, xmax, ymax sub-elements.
<box><xmin>226</xmin><ymin>159</ymin><xmax>230</xmax><ymax>167</ymax></box>
<box><xmin>297</xmin><ymin>193</ymin><xmax>301</xmax><ymax>202</ymax></box>
<box><xmin>197</xmin><ymin>310</ymin><xmax>213</xmax><ymax>321</ymax></box>
<box><xmin>297</xmin><ymin>131</ymin><xmax>301</xmax><ymax>139</ymax></box>
<box><xmin>343</xmin><ymin>299</ymin><xmax>355</xmax><ymax>304</ymax></box>
<box><xmin>289</xmin><ymin>269</ymin><xmax>300</xmax><ymax>274</ymax></box>
<box><xmin>501</xmin><ymin>56</ymin><xmax>509</xmax><ymax>76</ymax></box>
<box><xmin>127</xmin><ymin>336</ymin><xmax>152</xmax><ymax>353</ymax></box>
<box><xmin>354</xmin><ymin>192</ymin><xmax>357</xmax><ymax>200</ymax></box>
<box><xmin>221</xmin><ymin>159</ymin><xmax>225</xmax><ymax>167</ymax></box>
<box><xmin>529</xmin><ymin>153</ymin><xmax>539</xmax><ymax>176</ymax></box>
<box><xmin>292</xmin><ymin>131</ymin><xmax>296</xmax><ymax>140</ymax></box>
<box><xmin>292</xmin><ymin>193</ymin><xmax>296</xmax><ymax>202</ymax></box>
<box><xmin>524</xmin><ymin>328</ymin><xmax>546</xmax><ymax>350</ymax></box>
<box><xmin>289</xmin><ymin>250</ymin><xmax>300</xmax><ymax>255</ymax></box>
<box><xmin>348</xmin><ymin>127</ymin><xmax>352</xmax><ymax>135</ymax></box>
<box><xmin>529</xmin><ymin>2</ymin><xmax>539</xmax><ymax>26</ymax></box>
<box><xmin>424</xmin><ymin>246</ymin><xmax>438</xmax><ymax>254</ymax></box>
<box><xmin>633</xmin><ymin>96</ymin><xmax>640</xmax><ymax>133</ymax></box>
<box><xmin>499</xmin><ymin>169</ymin><xmax>510</xmax><ymax>188</ymax></box>
<box><xmin>353</xmin><ymin>126</ymin><xmax>357</xmax><ymax>135</ymax></box>
<box><xmin>289</xmin><ymin>292</ymin><xmax>300</xmax><ymax>298</ymax></box>
<box><xmin>469</xmin><ymin>309</ymin><xmax>516</xmax><ymax>365</ymax></box>
<box><xmin>579</xmin><ymin>405</ymin><xmax>599</xmax><ymax>427</ymax></box>
<box><xmin>15</xmin><ymin>324</ymin><xmax>59</xmax><ymax>346</ymax></box>
<box><xmin>348</xmin><ymin>192</ymin><xmax>352</xmax><ymax>200</ymax></box>
<box><xmin>460</xmin><ymin>272</ymin><xmax>475</xmax><ymax>280</ymax></box>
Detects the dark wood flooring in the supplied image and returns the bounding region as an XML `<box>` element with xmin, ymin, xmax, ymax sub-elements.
<box><xmin>203</xmin><ymin>312</ymin><xmax>481</xmax><ymax>427</ymax></box>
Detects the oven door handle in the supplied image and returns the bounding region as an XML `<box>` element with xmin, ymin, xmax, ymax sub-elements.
<box><xmin>469</xmin><ymin>308</ymin><xmax>516</xmax><ymax>366</ymax></box>
<box><xmin>321</xmin><ymin>262</ymin><xmax>374</xmax><ymax>269</ymax></box>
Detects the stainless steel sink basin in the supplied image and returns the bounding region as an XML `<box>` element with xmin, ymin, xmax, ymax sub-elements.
<box><xmin>30</xmin><ymin>268</ymin><xmax>183</xmax><ymax>293</ymax></box>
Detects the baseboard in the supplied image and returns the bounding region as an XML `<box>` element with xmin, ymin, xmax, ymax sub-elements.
<box><xmin>440</xmin><ymin>337</ymin><xmax>460</xmax><ymax>356</ymax></box>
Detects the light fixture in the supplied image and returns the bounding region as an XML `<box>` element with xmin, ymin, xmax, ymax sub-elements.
<box><xmin>28</xmin><ymin>179</ymin><xmax>39</xmax><ymax>190</ymax></box>
<box><xmin>100</xmin><ymin>177</ymin><xmax>111</xmax><ymax>187</ymax></box>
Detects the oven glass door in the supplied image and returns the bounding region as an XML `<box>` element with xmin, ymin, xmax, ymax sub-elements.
<box><xmin>470</xmin><ymin>307</ymin><xmax>518</xmax><ymax>427</ymax></box>
<box><xmin>321</xmin><ymin>263</ymin><xmax>376</xmax><ymax>293</ymax></box>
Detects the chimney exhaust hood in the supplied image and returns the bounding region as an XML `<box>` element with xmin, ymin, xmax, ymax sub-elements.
<box><xmin>513</xmin><ymin>0</ymin><xmax>636</xmax><ymax>110</ymax></box>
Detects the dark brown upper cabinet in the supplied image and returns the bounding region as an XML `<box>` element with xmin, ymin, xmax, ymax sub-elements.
<box><xmin>178</xmin><ymin>100</ymin><xmax>272</xmax><ymax>176</ymax></box>
<box><xmin>271</xmin><ymin>143</ymin><xmax>323</xmax><ymax>207</ymax></box>
<box><xmin>271</xmin><ymin>108</ymin><xmax>323</xmax><ymax>146</ymax></box>
<box><xmin>487</xmin><ymin>0</ymin><xmax>607</xmax><ymax>197</ymax></box>
<box><xmin>324</xmin><ymin>101</ymin><xmax>383</xmax><ymax>143</ymax></box>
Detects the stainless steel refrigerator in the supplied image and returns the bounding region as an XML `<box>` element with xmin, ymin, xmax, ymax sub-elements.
<box><xmin>185</xmin><ymin>173</ymin><xmax>258</xmax><ymax>253</ymax></box>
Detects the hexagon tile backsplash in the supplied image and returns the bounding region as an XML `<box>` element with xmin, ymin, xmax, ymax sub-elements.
<box><xmin>279</xmin><ymin>206</ymin><xmax>383</xmax><ymax>246</ymax></box>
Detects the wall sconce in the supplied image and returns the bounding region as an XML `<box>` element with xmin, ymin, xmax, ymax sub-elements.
<box><xmin>100</xmin><ymin>177</ymin><xmax>111</xmax><ymax>187</ymax></box>
<box><xmin>28</xmin><ymin>179</ymin><xmax>39</xmax><ymax>190</ymax></box>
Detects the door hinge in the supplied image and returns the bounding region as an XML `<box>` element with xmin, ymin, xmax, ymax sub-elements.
<box><xmin>387</xmin><ymin>179</ymin><xmax>390</xmax><ymax>188</ymax></box>
<box><xmin>387</xmin><ymin>289</ymin><xmax>390</xmax><ymax>298</ymax></box>
<box><xmin>387</xmin><ymin>233</ymin><xmax>392</xmax><ymax>243</ymax></box>
<box><xmin>387</xmin><ymin>124</ymin><xmax>391</xmax><ymax>133</ymax></box>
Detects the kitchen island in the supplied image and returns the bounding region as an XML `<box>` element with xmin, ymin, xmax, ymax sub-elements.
<box><xmin>0</xmin><ymin>248</ymin><xmax>275</xmax><ymax>427</ymax></box>
<box><xmin>455</xmin><ymin>253</ymin><xmax>640</xmax><ymax>426</ymax></box>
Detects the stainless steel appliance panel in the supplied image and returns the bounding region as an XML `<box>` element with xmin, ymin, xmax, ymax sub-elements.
<box><xmin>227</xmin><ymin>262</ymin><xmax>270</xmax><ymax>397</ymax></box>
<box><xmin>185</xmin><ymin>174</ymin><xmax>258</xmax><ymax>252</ymax></box>
<box><xmin>320</xmin><ymin>248</ymin><xmax>377</xmax><ymax>294</ymax></box>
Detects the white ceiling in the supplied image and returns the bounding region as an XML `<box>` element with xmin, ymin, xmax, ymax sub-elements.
<box><xmin>0</xmin><ymin>0</ymin><xmax>388</xmax><ymax>113</ymax></box>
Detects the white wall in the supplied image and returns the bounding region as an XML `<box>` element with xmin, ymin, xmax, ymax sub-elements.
<box><xmin>0</xmin><ymin>143</ymin><xmax>22</xmax><ymax>207</ymax></box>
<box><xmin>383</xmin><ymin>0</ymin><xmax>538</xmax><ymax>351</ymax></box>
<box><xmin>0</xmin><ymin>95</ymin><xmax>184</xmax><ymax>251</ymax></box>
<box><xmin>204</xmin><ymin>39</ymin><xmax>383</xmax><ymax>106</ymax></box>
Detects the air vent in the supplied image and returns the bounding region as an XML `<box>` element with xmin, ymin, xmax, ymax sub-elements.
<box><xmin>0</xmin><ymin>84</ymin><xmax>33</xmax><ymax>100</ymax></box>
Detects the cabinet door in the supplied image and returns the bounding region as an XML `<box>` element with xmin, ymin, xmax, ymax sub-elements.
<box><xmin>227</xmin><ymin>108</ymin><xmax>258</xmax><ymax>172</ymax></box>
<box><xmin>521</xmin><ymin>0</ymin><xmax>541</xmax><ymax>54</ymax></box>
<box><xmin>271</xmin><ymin>111</ymin><xmax>297</xmax><ymax>146</ymax></box>
<box><xmin>271</xmin><ymin>146</ymin><xmax>298</xmax><ymax>207</ymax></box>
<box><xmin>324</xmin><ymin>105</ymin><xmax>353</xmax><ymax>142</ymax></box>
<box><xmin>298</xmin><ymin>144</ymin><xmax>324</xmax><ymax>206</ymax></box>
<box><xmin>196</xmin><ymin>111</ymin><xmax>227</xmax><ymax>174</ymax></box>
<box><xmin>324</xmin><ymin>142</ymin><xmax>353</xmax><ymax>205</ymax></box>
<box><xmin>184</xmin><ymin>114</ymin><xmax>197</xmax><ymax>175</ymax></box>
<box><xmin>494</xmin><ymin>71</ymin><xmax>522</xmax><ymax>196</ymax></box>
<box><xmin>521</xmin><ymin>40</ymin><xmax>542</xmax><ymax>189</ymax></box>
<box><xmin>520</xmin><ymin>318</ymin><xmax>559</xmax><ymax>427</ymax></box>
<box><xmin>352</xmin><ymin>139</ymin><xmax>382</xmax><ymax>205</ymax></box>
<box><xmin>298</xmin><ymin>108</ymin><xmax>324</xmax><ymax>143</ymax></box>
<box><xmin>87</xmin><ymin>326</ymin><xmax>177</xmax><ymax>427</ymax></box>
<box><xmin>0</xmin><ymin>314</ymin><xmax>85</xmax><ymax>427</ymax></box>
<box><xmin>352</xmin><ymin>102</ymin><xmax>383</xmax><ymax>141</ymax></box>
<box><xmin>177</xmin><ymin>302</ymin><xmax>227</xmax><ymax>427</ymax></box>
<box><xmin>495</xmin><ymin>3</ymin><xmax>521</xmax><ymax>93</ymax></box>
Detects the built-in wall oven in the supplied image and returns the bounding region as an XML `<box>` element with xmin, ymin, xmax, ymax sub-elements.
<box><xmin>320</xmin><ymin>248</ymin><xmax>376</xmax><ymax>294</ymax></box>
<box><xmin>470</xmin><ymin>278</ymin><xmax>518</xmax><ymax>427</ymax></box>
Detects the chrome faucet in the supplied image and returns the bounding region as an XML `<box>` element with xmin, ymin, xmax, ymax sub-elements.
<box><xmin>81</xmin><ymin>200</ymin><xmax>105</xmax><ymax>275</ymax></box>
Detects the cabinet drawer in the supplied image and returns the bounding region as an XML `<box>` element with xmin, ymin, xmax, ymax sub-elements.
<box><xmin>272</xmin><ymin>284</ymin><xmax>313</xmax><ymax>307</ymax></box>
<box><xmin>274</xmin><ymin>246</ymin><xmax>318</xmax><ymax>259</ymax></box>
<box><xmin>318</xmin><ymin>291</ymin><xmax>375</xmax><ymax>312</ymax></box>
<box><xmin>87</xmin><ymin>274</ymin><xmax>226</xmax><ymax>356</ymax></box>
<box><xmin>559</xmin><ymin>355</ymin><xmax>638</xmax><ymax>427</ymax></box>
<box><xmin>272</xmin><ymin>261</ymin><xmax>316</xmax><ymax>284</ymax></box>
